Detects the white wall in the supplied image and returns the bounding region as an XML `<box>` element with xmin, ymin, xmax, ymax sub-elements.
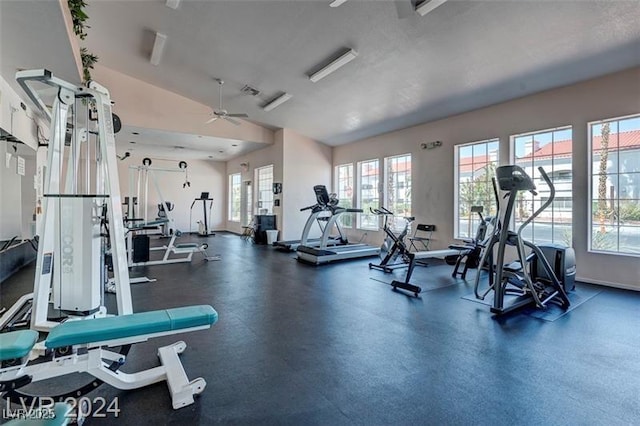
<box><xmin>333</xmin><ymin>66</ymin><xmax>640</xmax><ymax>289</ymax></box>
<box><xmin>117</xmin><ymin>154</ymin><xmax>226</xmax><ymax>233</ymax></box>
<box><xmin>1</xmin><ymin>73</ymin><xmax>41</xmax><ymax>241</ymax></box>
<box><xmin>225</xmin><ymin>134</ymin><xmax>284</xmax><ymax>234</ymax></box>
<box><xmin>0</xmin><ymin>74</ymin><xmax>41</xmax><ymax>151</ymax></box>
<box><xmin>281</xmin><ymin>129</ymin><xmax>332</xmax><ymax>241</ymax></box>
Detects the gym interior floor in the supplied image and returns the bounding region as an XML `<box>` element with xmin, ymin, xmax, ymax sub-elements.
<box><xmin>1</xmin><ymin>233</ymin><xmax>638</xmax><ymax>425</ymax></box>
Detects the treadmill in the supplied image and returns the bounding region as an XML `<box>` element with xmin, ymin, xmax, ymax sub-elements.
<box><xmin>296</xmin><ymin>186</ymin><xmax>379</xmax><ymax>265</ymax></box>
<box><xmin>273</xmin><ymin>186</ymin><xmax>348</xmax><ymax>251</ymax></box>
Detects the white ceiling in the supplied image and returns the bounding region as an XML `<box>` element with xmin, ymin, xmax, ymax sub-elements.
<box><xmin>2</xmin><ymin>0</ymin><xmax>640</xmax><ymax>156</ymax></box>
<box><xmin>82</xmin><ymin>0</ymin><xmax>640</xmax><ymax>146</ymax></box>
<box><xmin>118</xmin><ymin>125</ymin><xmax>267</xmax><ymax>161</ymax></box>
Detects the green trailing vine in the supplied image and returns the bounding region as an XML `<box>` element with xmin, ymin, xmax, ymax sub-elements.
<box><xmin>68</xmin><ymin>0</ymin><xmax>98</xmax><ymax>82</ymax></box>
<box><xmin>68</xmin><ymin>0</ymin><xmax>89</xmax><ymax>40</ymax></box>
<box><xmin>80</xmin><ymin>48</ymin><xmax>98</xmax><ymax>82</ymax></box>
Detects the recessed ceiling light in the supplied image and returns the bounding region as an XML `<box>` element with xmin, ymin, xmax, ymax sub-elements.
<box><xmin>208</xmin><ymin>155</ymin><xmax>213</xmax><ymax>159</ymax></box>
<box><xmin>129</xmin><ymin>141</ymin><xmax>136</xmax><ymax>144</ymax></box>
<box><xmin>132</xmin><ymin>132</ymin><xmax>139</xmax><ymax>135</ymax></box>
<box><xmin>198</xmin><ymin>135</ymin><xmax>202</xmax><ymax>138</ymax></box>
<box><xmin>232</xmin><ymin>144</ymin><xmax>238</xmax><ymax>147</ymax></box>
<box><xmin>175</xmin><ymin>146</ymin><xmax>185</xmax><ymax>149</ymax></box>
<box><xmin>219</xmin><ymin>150</ymin><xmax>224</xmax><ymax>153</ymax></box>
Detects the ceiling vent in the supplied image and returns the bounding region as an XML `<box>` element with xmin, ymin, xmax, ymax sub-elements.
<box><xmin>241</xmin><ymin>85</ymin><xmax>261</xmax><ymax>96</ymax></box>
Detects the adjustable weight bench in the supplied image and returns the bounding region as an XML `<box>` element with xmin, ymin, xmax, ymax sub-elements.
<box><xmin>391</xmin><ymin>248</ymin><xmax>469</xmax><ymax>296</ymax></box>
<box><xmin>0</xmin><ymin>305</ymin><xmax>218</xmax><ymax>410</ymax></box>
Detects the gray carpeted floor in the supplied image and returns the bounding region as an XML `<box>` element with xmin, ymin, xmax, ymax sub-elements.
<box><xmin>1</xmin><ymin>233</ymin><xmax>638</xmax><ymax>425</ymax></box>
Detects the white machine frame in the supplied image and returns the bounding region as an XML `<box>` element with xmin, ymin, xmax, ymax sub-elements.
<box><xmin>0</xmin><ymin>69</ymin><xmax>215</xmax><ymax>411</ymax></box>
<box><xmin>0</xmin><ymin>329</ymin><xmax>208</xmax><ymax>410</ymax></box>
<box><xmin>125</xmin><ymin>163</ymin><xmax>220</xmax><ymax>266</ymax></box>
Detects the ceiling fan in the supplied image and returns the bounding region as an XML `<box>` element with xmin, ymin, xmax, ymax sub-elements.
<box><xmin>206</xmin><ymin>78</ymin><xmax>248</xmax><ymax>126</ymax></box>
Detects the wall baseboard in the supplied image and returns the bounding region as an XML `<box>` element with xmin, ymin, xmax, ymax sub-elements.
<box><xmin>577</xmin><ymin>276</ymin><xmax>639</xmax><ymax>292</ymax></box>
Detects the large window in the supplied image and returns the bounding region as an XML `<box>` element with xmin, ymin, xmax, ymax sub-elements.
<box><xmin>384</xmin><ymin>154</ymin><xmax>411</xmax><ymax>231</ymax></box>
<box><xmin>455</xmin><ymin>139</ymin><xmax>499</xmax><ymax>239</ymax></box>
<box><xmin>357</xmin><ymin>159</ymin><xmax>379</xmax><ymax>230</ymax></box>
<box><xmin>228</xmin><ymin>173</ymin><xmax>241</xmax><ymax>222</ymax></box>
<box><xmin>589</xmin><ymin>114</ymin><xmax>640</xmax><ymax>255</ymax></box>
<box><xmin>335</xmin><ymin>163</ymin><xmax>354</xmax><ymax>228</ymax></box>
<box><xmin>512</xmin><ymin>126</ymin><xmax>573</xmax><ymax>246</ymax></box>
<box><xmin>255</xmin><ymin>165</ymin><xmax>274</xmax><ymax>215</ymax></box>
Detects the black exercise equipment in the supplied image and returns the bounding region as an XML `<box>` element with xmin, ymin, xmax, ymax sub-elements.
<box><xmin>368</xmin><ymin>206</ymin><xmax>414</xmax><ymax>273</ymax></box>
<box><xmin>191</xmin><ymin>192</ymin><xmax>214</xmax><ymax>236</ymax></box>
<box><xmin>473</xmin><ymin>165</ymin><xmax>572</xmax><ymax>315</ymax></box>
<box><xmin>447</xmin><ymin>205</ymin><xmax>495</xmax><ymax>280</ymax></box>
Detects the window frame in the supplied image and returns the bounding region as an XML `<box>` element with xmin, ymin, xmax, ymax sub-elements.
<box><xmin>383</xmin><ymin>153</ymin><xmax>412</xmax><ymax>231</ymax></box>
<box><xmin>587</xmin><ymin>113</ymin><xmax>640</xmax><ymax>257</ymax></box>
<box><xmin>228</xmin><ymin>172</ymin><xmax>242</xmax><ymax>222</ymax></box>
<box><xmin>357</xmin><ymin>158</ymin><xmax>380</xmax><ymax>231</ymax></box>
<box><xmin>255</xmin><ymin>164</ymin><xmax>274</xmax><ymax>215</ymax></box>
<box><xmin>334</xmin><ymin>163</ymin><xmax>355</xmax><ymax>229</ymax></box>
<box><xmin>453</xmin><ymin>138</ymin><xmax>500</xmax><ymax>240</ymax></box>
<box><xmin>510</xmin><ymin>125</ymin><xmax>573</xmax><ymax>246</ymax></box>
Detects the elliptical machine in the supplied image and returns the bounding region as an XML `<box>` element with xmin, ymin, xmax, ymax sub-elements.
<box><xmin>447</xmin><ymin>205</ymin><xmax>495</xmax><ymax>279</ymax></box>
<box><xmin>369</xmin><ymin>206</ymin><xmax>415</xmax><ymax>273</ymax></box>
<box><xmin>474</xmin><ymin>165</ymin><xmax>571</xmax><ymax>315</ymax></box>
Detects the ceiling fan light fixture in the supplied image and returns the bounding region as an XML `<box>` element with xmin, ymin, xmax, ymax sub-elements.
<box><xmin>308</xmin><ymin>48</ymin><xmax>358</xmax><ymax>83</ymax></box>
<box><xmin>150</xmin><ymin>32</ymin><xmax>168</xmax><ymax>66</ymax></box>
<box><xmin>263</xmin><ymin>93</ymin><xmax>292</xmax><ymax>112</ymax></box>
<box><xmin>415</xmin><ymin>0</ymin><xmax>448</xmax><ymax>16</ymax></box>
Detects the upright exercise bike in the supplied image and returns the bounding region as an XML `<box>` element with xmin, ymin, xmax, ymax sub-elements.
<box><xmin>369</xmin><ymin>207</ymin><xmax>415</xmax><ymax>272</ymax></box>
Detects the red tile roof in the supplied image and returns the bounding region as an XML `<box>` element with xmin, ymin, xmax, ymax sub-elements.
<box><xmin>517</xmin><ymin>130</ymin><xmax>640</xmax><ymax>160</ymax></box>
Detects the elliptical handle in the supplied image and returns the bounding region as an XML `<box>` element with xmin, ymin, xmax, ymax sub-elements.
<box><xmin>300</xmin><ymin>204</ymin><xmax>316</xmax><ymax>212</ymax></box>
<box><xmin>538</xmin><ymin>166</ymin><xmax>555</xmax><ymax>211</ymax></box>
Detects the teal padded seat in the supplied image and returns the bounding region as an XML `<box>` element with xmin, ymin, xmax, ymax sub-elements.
<box><xmin>0</xmin><ymin>330</ymin><xmax>38</xmax><ymax>362</ymax></box>
<box><xmin>3</xmin><ymin>402</ymin><xmax>72</xmax><ymax>426</ymax></box>
<box><xmin>45</xmin><ymin>305</ymin><xmax>218</xmax><ymax>349</ymax></box>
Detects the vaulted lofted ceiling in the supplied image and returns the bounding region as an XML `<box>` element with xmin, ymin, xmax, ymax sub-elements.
<box><xmin>82</xmin><ymin>0</ymin><xmax>640</xmax><ymax>146</ymax></box>
<box><xmin>2</xmin><ymin>0</ymin><xmax>640</xmax><ymax>156</ymax></box>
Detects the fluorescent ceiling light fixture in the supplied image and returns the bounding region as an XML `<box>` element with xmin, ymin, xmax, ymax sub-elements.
<box><xmin>330</xmin><ymin>0</ymin><xmax>348</xmax><ymax>7</ymax></box>
<box><xmin>166</xmin><ymin>0</ymin><xmax>180</xmax><ymax>9</ymax></box>
<box><xmin>415</xmin><ymin>0</ymin><xmax>447</xmax><ymax>16</ymax></box>
<box><xmin>308</xmin><ymin>49</ymin><xmax>358</xmax><ymax>83</ymax></box>
<box><xmin>263</xmin><ymin>93</ymin><xmax>292</xmax><ymax>112</ymax></box>
<box><xmin>150</xmin><ymin>32</ymin><xmax>168</xmax><ymax>66</ymax></box>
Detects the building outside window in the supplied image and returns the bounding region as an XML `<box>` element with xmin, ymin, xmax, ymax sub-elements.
<box><xmin>512</xmin><ymin>126</ymin><xmax>573</xmax><ymax>246</ymax></box>
<box><xmin>454</xmin><ymin>139</ymin><xmax>499</xmax><ymax>239</ymax></box>
<box><xmin>384</xmin><ymin>154</ymin><xmax>411</xmax><ymax>231</ymax></box>
<box><xmin>255</xmin><ymin>165</ymin><xmax>274</xmax><ymax>215</ymax></box>
<box><xmin>335</xmin><ymin>163</ymin><xmax>354</xmax><ymax>228</ymax></box>
<box><xmin>358</xmin><ymin>159</ymin><xmax>379</xmax><ymax>230</ymax></box>
<box><xmin>589</xmin><ymin>114</ymin><xmax>640</xmax><ymax>255</ymax></box>
<box><xmin>228</xmin><ymin>173</ymin><xmax>241</xmax><ymax>222</ymax></box>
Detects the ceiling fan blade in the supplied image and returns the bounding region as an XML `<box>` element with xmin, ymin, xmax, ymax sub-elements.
<box><xmin>394</xmin><ymin>0</ymin><xmax>415</xmax><ymax>18</ymax></box>
<box><xmin>226</xmin><ymin>113</ymin><xmax>249</xmax><ymax>118</ymax></box>
<box><xmin>223</xmin><ymin>117</ymin><xmax>241</xmax><ymax>126</ymax></box>
<box><xmin>205</xmin><ymin>116</ymin><xmax>218</xmax><ymax>124</ymax></box>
